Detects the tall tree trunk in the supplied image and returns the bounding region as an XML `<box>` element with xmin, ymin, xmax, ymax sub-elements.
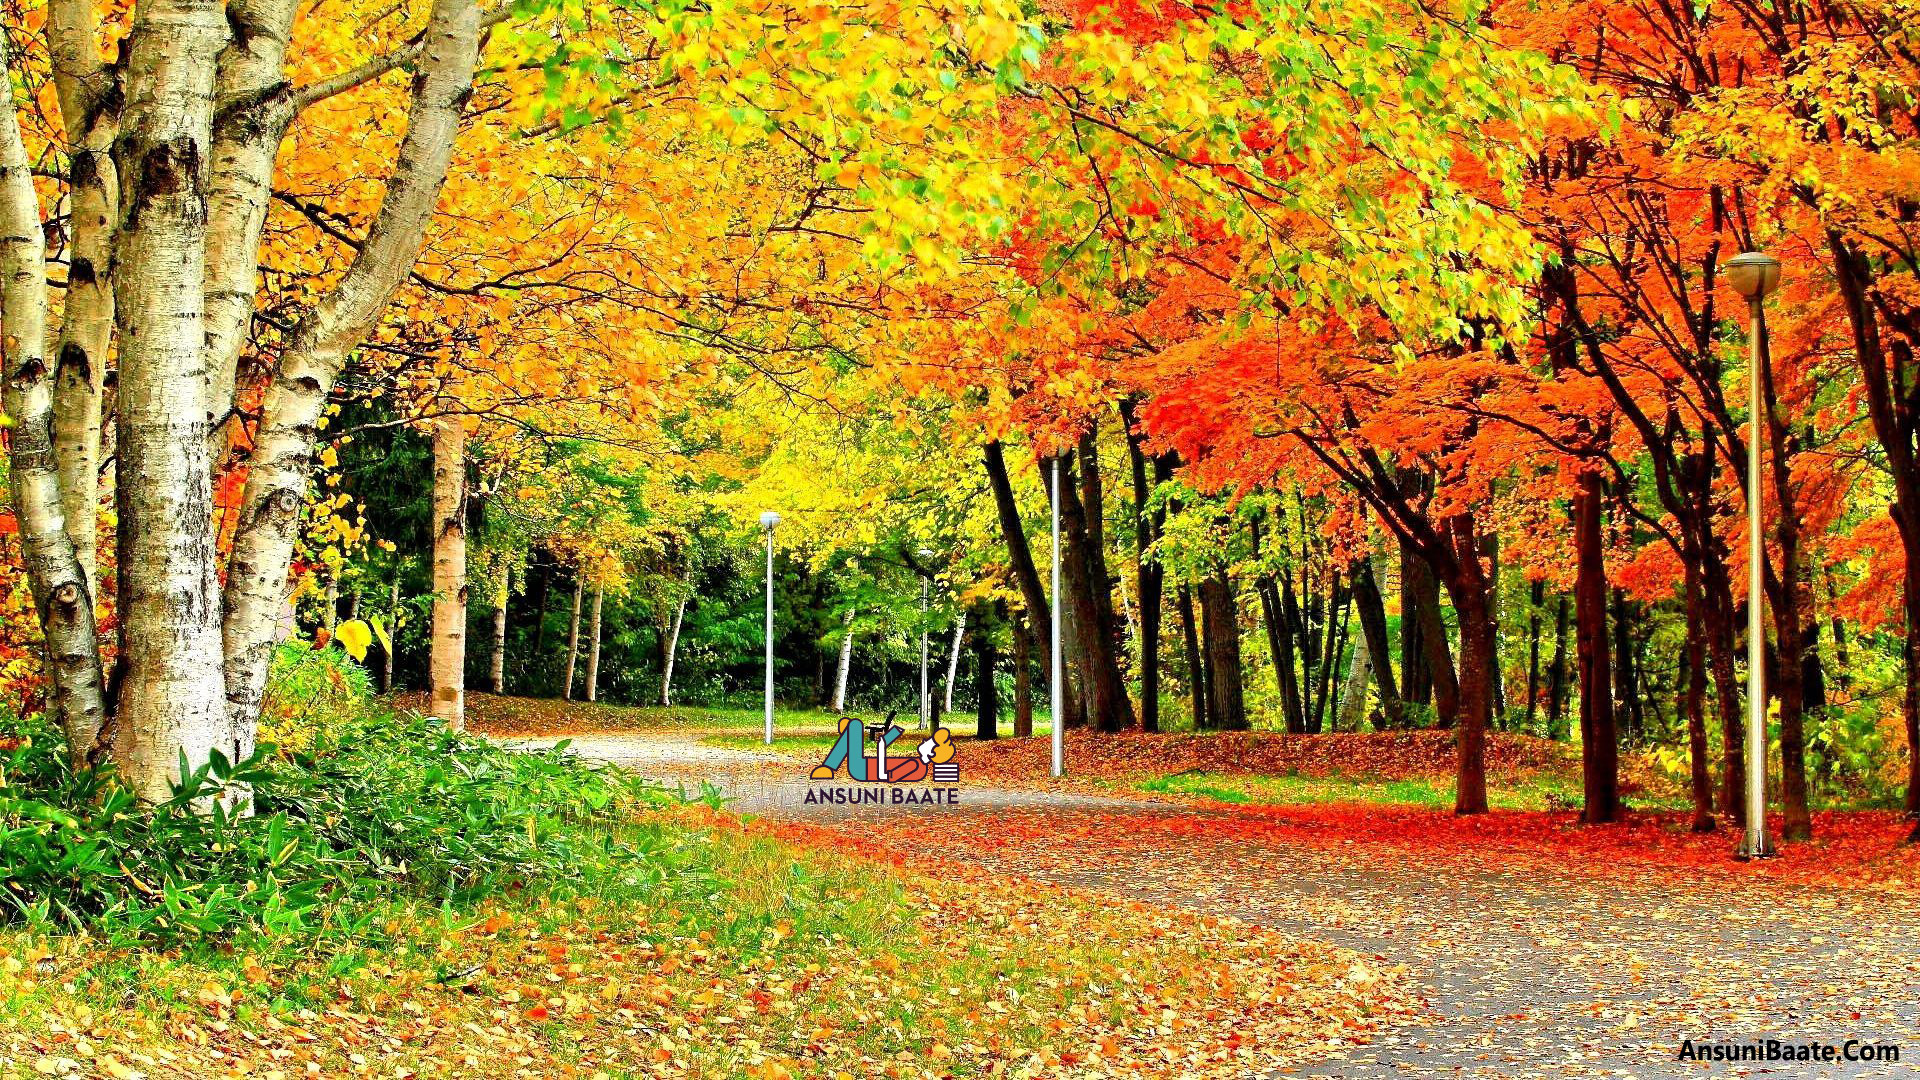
<box><xmin>1526</xmin><ymin>578</ymin><xmax>1545</xmax><ymax>730</ymax></box>
<box><xmin>831</xmin><ymin>608</ymin><xmax>854</xmax><ymax>712</ymax></box>
<box><xmin>585</xmin><ymin>586</ymin><xmax>603</xmax><ymax>704</ymax></box>
<box><xmin>1826</xmin><ymin>234</ymin><xmax>1920</xmax><ymax>835</ymax></box>
<box><xmin>0</xmin><ymin>45</ymin><xmax>109</xmax><ymax>766</ymax></box>
<box><xmin>1547</xmin><ymin>595</ymin><xmax>1570</xmax><ymax>738</ymax></box>
<box><xmin>323</xmin><ymin>575</ymin><xmax>341</xmax><ymax>633</ymax></box>
<box><xmin>1440</xmin><ymin>536</ymin><xmax>1494</xmax><ymax>815</ymax></box>
<box><xmin>108</xmin><ymin>0</ymin><xmax>232</xmax><ymax>800</ymax></box>
<box><xmin>1310</xmin><ymin>573</ymin><xmax>1349</xmax><ymax>734</ymax></box>
<box><xmin>1612</xmin><ymin>588</ymin><xmax>1640</xmax><ymax>743</ymax></box>
<box><xmin>1198</xmin><ymin>571</ymin><xmax>1247</xmax><ymax>731</ymax></box>
<box><xmin>1338</xmin><ymin>628</ymin><xmax>1372</xmax><ymax>731</ymax></box>
<box><xmin>1754</xmin><ymin>316</ymin><xmax>1812</xmax><ymax>842</ymax></box>
<box><xmin>1351</xmin><ymin>556</ymin><xmax>1401</xmax><ymax>724</ymax></box>
<box><xmin>1682</xmin><ymin>564</ymin><xmax>1718</xmax><ymax>831</ymax></box>
<box><xmin>1702</xmin><ymin>556</ymin><xmax>1747</xmax><ymax>823</ymax></box>
<box><xmin>1258</xmin><ymin>573</ymin><xmax>1306</xmax><ymax>733</ymax></box>
<box><xmin>428</xmin><ymin>419</ymin><xmax>467</xmax><ymax>731</ymax></box>
<box><xmin>382</xmin><ymin>569</ymin><xmax>400</xmax><ymax>695</ymax></box>
<box><xmin>1400</xmin><ymin>546</ymin><xmax>1433</xmax><ymax>711</ymax></box>
<box><xmin>1179</xmin><ymin>584</ymin><xmax>1206</xmax><ymax>729</ymax></box>
<box><xmin>562</xmin><ymin>576</ymin><xmax>583</xmax><ymax>702</ymax></box>
<box><xmin>661</xmin><ymin>596</ymin><xmax>686</xmax><ymax>706</ymax></box>
<box><xmin>1052</xmin><ymin>451</ymin><xmax>1134</xmax><ymax>732</ymax></box>
<box><xmin>46</xmin><ymin>0</ymin><xmax>120</xmax><ymax>598</ymax></box>
<box><xmin>974</xmin><ymin>602</ymin><xmax>998</xmax><ymax>739</ymax></box>
<box><xmin>943</xmin><ymin>610</ymin><xmax>967</xmax><ymax>715</ymax></box>
<box><xmin>490</xmin><ymin>565</ymin><xmax>509</xmax><ymax>695</ymax></box>
<box><xmin>1572</xmin><ymin>474</ymin><xmax>1619</xmax><ymax>823</ymax></box>
<box><xmin>1120</xmin><ymin>400</ymin><xmax>1168</xmax><ymax>733</ymax></box>
<box><xmin>1012</xmin><ymin>609</ymin><xmax>1034</xmax><ymax>737</ymax></box>
<box><xmin>221</xmin><ymin>0</ymin><xmax>487</xmax><ymax>768</ymax></box>
<box><xmin>982</xmin><ymin>441</ymin><xmax>1079</xmax><ymax>729</ymax></box>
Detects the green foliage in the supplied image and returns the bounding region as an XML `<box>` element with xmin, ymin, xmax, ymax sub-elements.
<box><xmin>0</xmin><ymin>656</ymin><xmax>670</xmax><ymax>942</ymax></box>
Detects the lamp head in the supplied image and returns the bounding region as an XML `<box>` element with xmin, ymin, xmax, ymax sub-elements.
<box><xmin>759</xmin><ymin>510</ymin><xmax>781</xmax><ymax>530</ymax></box>
<box><xmin>1723</xmin><ymin>252</ymin><xmax>1782</xmax><ymax>301</ymax></box>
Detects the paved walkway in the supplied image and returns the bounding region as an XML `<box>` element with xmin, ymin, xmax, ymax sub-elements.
<box><xmin>520</xmin><ymin>732</ymin><xmax>1920</xmax><ymax>1079</ymax></box>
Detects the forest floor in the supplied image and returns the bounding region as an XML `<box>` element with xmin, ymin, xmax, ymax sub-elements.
<box><xmin>477</xmin><ymin>695</ymin><xmax>1920</xmax><ymax>1079</ymax></box>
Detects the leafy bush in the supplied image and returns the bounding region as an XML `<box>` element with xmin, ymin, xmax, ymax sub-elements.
<box><xmin>258</xmin><ymin>643</ymin><xmax>372</xmax><ymax>756</ymax></box>
<box><xmin>0</xmin><ymin>674</ymin><xmax>670</xmax><ymax>941</ymax></box>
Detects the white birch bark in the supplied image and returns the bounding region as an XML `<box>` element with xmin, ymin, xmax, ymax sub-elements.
<box><xmin>322</xmin><ymin>574</ymin><xmax>340</xmax><ymax>633</ymax></box>
<box><xmin>1338</xmin><ymin>631</ymin><xmax>1372</xmax><ymax>732</ymax></box>
<box><xmin>831</xmin><ymin>608</ymin><xmax>854</xmax><ymax>712</ymax></box>
<box><xmin>585</xmin><ymin>586</ymin><xmax>603</xmax><ymax>704</ymax></box>
<box><xmin>46</xmin><ymin>0</ymin><xmax>120</xmax><ymax>592</ymax></box>
<box><xmin>430</xmin><ymin>417</ymin><xmax>466</xmax><ymax>726</ymax></box>
<box><xmin>660</xmin><ymin>596</ymin><xmax>685</xmax><ymax>706</ymax></box>
<box><xmin>943</xmin><ymin>611</ymin><xmax>967</xmax><ymax>716</ymax></box>
<box><xmin>428</xmin><ymin>418</ymin><xmax>467</xmax><ymax>730</ymax></box>
<box><xmin>222</xmin><ymin>0</ymin><xmax>487</xmax><ymax>754</ymax></box>
<box><xmin>562</xmin><ymin>576</ymin><xmax>583</xmax><ymax>701</ymax></box>
<box><xmin>106</xmin><ymin>0</ymin><xmax>232</xmax><ymax>802</ymax></box>
<box><xmin>0</xmin><ymin>36</ymin><xmax>109</xmax><ymax>766</ymax></box>
<box><xmin>490</xmin><ymin>563</ymin><xmax>509</xmax><ymax>694</ymax></box>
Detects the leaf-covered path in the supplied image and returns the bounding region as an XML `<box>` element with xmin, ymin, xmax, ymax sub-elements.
<box><xmin>531</xmin><ymin>732</ymin><xmax>1920</xmax><ymax>1079</ymax></box>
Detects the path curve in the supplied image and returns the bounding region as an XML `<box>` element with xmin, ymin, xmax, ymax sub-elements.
<box><xmin>518</xmin><ymin>732</ymin><xmax>1920</xmax><ymax>1079</ymax></box>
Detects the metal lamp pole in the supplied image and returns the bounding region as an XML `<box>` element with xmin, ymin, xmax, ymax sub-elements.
<box><xmin>1724</xmin><ymin>251</ymin><xmax>1781</xmax><ymax>860</ymax></box>
<box><xmin>761</xmin><ymin>510</ymin><xmax>780</xmax><ymax>746</ymax></box>
<box><xmin>918</xmin><ymin>548</ymin><xmax>933</xmax><ymax>728</ymax></box>
<box><xmin>1050</xmin><ymin>458</ymin><xmax>1064</xmax><ymax>778</ymax></box>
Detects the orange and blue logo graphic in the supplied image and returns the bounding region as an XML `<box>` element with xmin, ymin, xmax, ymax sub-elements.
<box><xmin>809</xmin><ymin>715</ymin><xmax>960</xmax><ymax>786</ymax></box>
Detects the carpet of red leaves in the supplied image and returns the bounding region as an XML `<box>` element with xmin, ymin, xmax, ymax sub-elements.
<box><xmin>958</xmin><ymin>728</ymin><xmax>1574</xmax><ymax>783</ymax></box>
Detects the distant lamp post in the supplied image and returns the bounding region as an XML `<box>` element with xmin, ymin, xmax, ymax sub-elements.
<box><xmin>761</xmin><ymin>511</ymin><xmax>780</xmax><ymax>746</ymax></box>
<box><xmin>1724</xmin><ymin>251</ymin><xmax>1781</xmax><ymax>860</ymax></box>
<box><xmin>1050</xmin><ymin>459</ymin><xmax>1064</xmax><ymax>779</ymax></box>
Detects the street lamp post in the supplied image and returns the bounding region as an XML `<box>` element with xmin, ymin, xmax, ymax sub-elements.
<box><xmin>918</xmin><ymin>548</ymin><xmax>933</xmax><ymax>729</ymax></box>
<box><xmin>761</xmin><ymin>511</ymin><xmax>780</xmax><ymax>746</ymax></box>
<box><xmin>1724</xmin><ymin>250</ymin><xmax>1781</xmax><ymax>861</ymax></box>
<box><xmin>1050</xmin><ymin>458</ymin><xmax>1064</xmax><ymax>778</ymax></box>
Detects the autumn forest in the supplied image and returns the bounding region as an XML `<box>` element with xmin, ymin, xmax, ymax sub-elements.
<box><xmin>2</xmin><ymin>0</ymin><xmax>1919</xmax><ymax>1072</ymax></box>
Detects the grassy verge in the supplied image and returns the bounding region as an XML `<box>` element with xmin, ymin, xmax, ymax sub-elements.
<box><xmin>2</xmin><ymin>802</ymin><xmax>1408</xmax><ymax>1079</ymax></box>
<box><xmin>1135</xmin><ymin>769</ymin><xmax>1599</xmax><ymax>812</ymax></box>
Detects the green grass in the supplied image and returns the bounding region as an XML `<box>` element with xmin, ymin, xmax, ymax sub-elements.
<box><xmin>1135</xmin><ymin>769</ymin><xmax>1590</xmax><ymax>811</ymax></box>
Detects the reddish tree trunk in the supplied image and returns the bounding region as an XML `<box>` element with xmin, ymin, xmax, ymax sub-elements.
<box><xmin>1573</xmin><ymin>474</ymin><xmax>1619</xmax><ymax>823</ymax></box>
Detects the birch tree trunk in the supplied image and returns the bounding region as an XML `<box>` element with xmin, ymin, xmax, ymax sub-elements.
<box><xmin>429</xmin><ymin>419</ymin><xmax>467</xmax><ymax>730</ymax></box>
<box><xmin>563</xmin><ymin>576</ymin><xmax>584</xmax><ymax>701</ymax></box>
<box><xmin>221</xmin><ymin>0</ymin><xmax>486</xmax><ymax>761</ymax></box>
<box><xmin>1</xmin><ymin>38</ymin><xmax>109</xmax><ymax>765</ymax></box>
<box><xmin>661</xmin><ymin>596</ymin><xmax>685</xmax><ymax>706</ymax></box>
<box><xmin>1338</xmin><ymin>633</ymin><xmax>1371</xmax><ymax>731</ymax></box>
<box><xmin>490</xmin><ymin>565</ymin><xmax>510</xmax><ymax>694</ymax></box>
<box><xmin>942</xmin><ymin>611</ymin><xmax>967</xmax><ymax>715</ymax></box>
<box><xmin>107</xmin><ymin>0</ymin><xmax>233</xmax><ymax>801</ymax></box>
<box><xmin>46</xmin><ymin>0</ymin><xmax>120</xmax><ymax>594</ymax></box>
<box><xmin>585</xmin><ymin>586</ymin><xmax>603</xmax><ymax>704</ymax></box>
<box><xmin>831</xmin><ymin>608</ymin><xmax>854</xmax><ymax>711</ymax></box>
<box><xmin>383</xmin><ymin>568</ymin><xmax>402</xmax><ymax>694</ymax></box>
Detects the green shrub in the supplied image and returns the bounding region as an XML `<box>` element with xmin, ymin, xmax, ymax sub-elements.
<box><xmin>0</xmin><ymin>684</ymin><xmax>670</xmax><ymax>941</ymax></box>
<box><xmin>259</xmin><ymin>642</ymin><xmax>374</xmax><ymax>755</ymax></box>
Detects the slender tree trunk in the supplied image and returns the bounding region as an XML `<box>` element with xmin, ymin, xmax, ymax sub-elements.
<box><xmin>1310</xmin><ymin>575</ymin><xmax>1349</xmax><ymax>734</ymax></box>
<box><xmin>1547</xmin><ymin>595</ymin><xmax>1570</xmax><ymax>737</ymax></box>
<box><xmin>0</xmin><ymin>46</ymin><xmax>109</xmax><ymax>765</ymax></box>
<box><xmin>974</xmin><ymin>602</ymin><xmax>998</xmax><ymax>739</ymax></box>
<box><xmin>585</xmin><ymin>586</ymin><xmax>603</xmax><ymax>704</ymax></box>
<box><xmin>1338</xmin><ymin>629</ymin><xmax>1372</xmax><ymax>731</ymax></box>
<box><xmin>1753</xmin><ymin>319</ymin><xmax>1812</xmax><ymax>842</ymax></box>
<box><xmin>661</xmin><ymin>596</ymin><xmax>686</xmax><ymax>706</ymax></box>
<box><xmin>1612</xmin><ymin>588</ymin><xmax>1639</xmax><ymax>743</ymax></box>
<box><xmin>1179</xmin><ymin>584</ymin><xmax>1206</xmax><ymax>729</ymax></box>
<box><xmin>1351</xmin><ymin>556</ymin><xmax>1401</xmax><ymax>724</ymax></box>
<box><xmin>1400</xmin><ymin>546</ymin><xmax>1432</xmax><ymax>712</ymax></box>
<box><xmin>220</xmin><ymin>0</ymin><xmax>487</xmax><ymax>764</ymax></box>
<box><xmin>983</xmin><ymin>440</ymin><xmax>1079</xmax><ymax>729</ymax></box>
<box><xmin>383</xmin><ymin>569</ymin><xmax>400</xmax><ymax>694</ymax></box>
<box><xmin>1526</xmin><ymin>578</ymin><xmax>1544</xmax><ymax>730</ymax></box>
<box><xmin>490</xmin><ymin>565</ymin><xmax>509</xmax><ymax>695</ymax></box>
<box><xmin>943</xmin><ymin>610</ymin><xmax>967</xmax><ymax>715</ymax></box>
<box><xmin>1573</xmin><ymin>474</ymin><xmax>1619</xmax><ymax>823</ymax></box>
<box><xmin>831</xmin><ymin>607</ymin><xmax>854</xmax><ymax>712</ymax></box>
<box><xmin>1118</xmin><ymin>423</ymin><xmax>1170</xmax><ymax>731</ymax></box>
<box><xmin>428</xmin><ymin>419</ymin><xmax>467</xmax><ymax>731</ymax></box>
<box><xmin>562</xmin><ymin>576</ymin><xmax>583</xmax><ymax>702</ymax></box>
<box><xmin>1258</xmin><ymin>574</ymin><xmax>1306</xmax><ymax>733</ymax></box>
<box><xmin>1053</xmin><ymin>452</ymin><xmax>1133</xmax><ymax>732</ymax></box>
<box><xmin>1683</xmin><ymin>563</ymin><xmax>1717</xmax><ymax>831</ymax></box>
<box><xmin>1198</xmin><ymin>571</ymin><xmax>1247</xmax><ymax>731</ymax></box>
<box><xmin>1702</xmin><ymin>557</ymin><xmax>1747</xmax><ymax>823</ymax></box>
<box><xmin>323</xmin><ymin>576</ymin><xmax>341</xmax><ymax>634</ymax></box>
<box><xmin>1012</xmin><ymin>609</ymin><xmax>1034</xmax><ymax>737</ymax></box>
